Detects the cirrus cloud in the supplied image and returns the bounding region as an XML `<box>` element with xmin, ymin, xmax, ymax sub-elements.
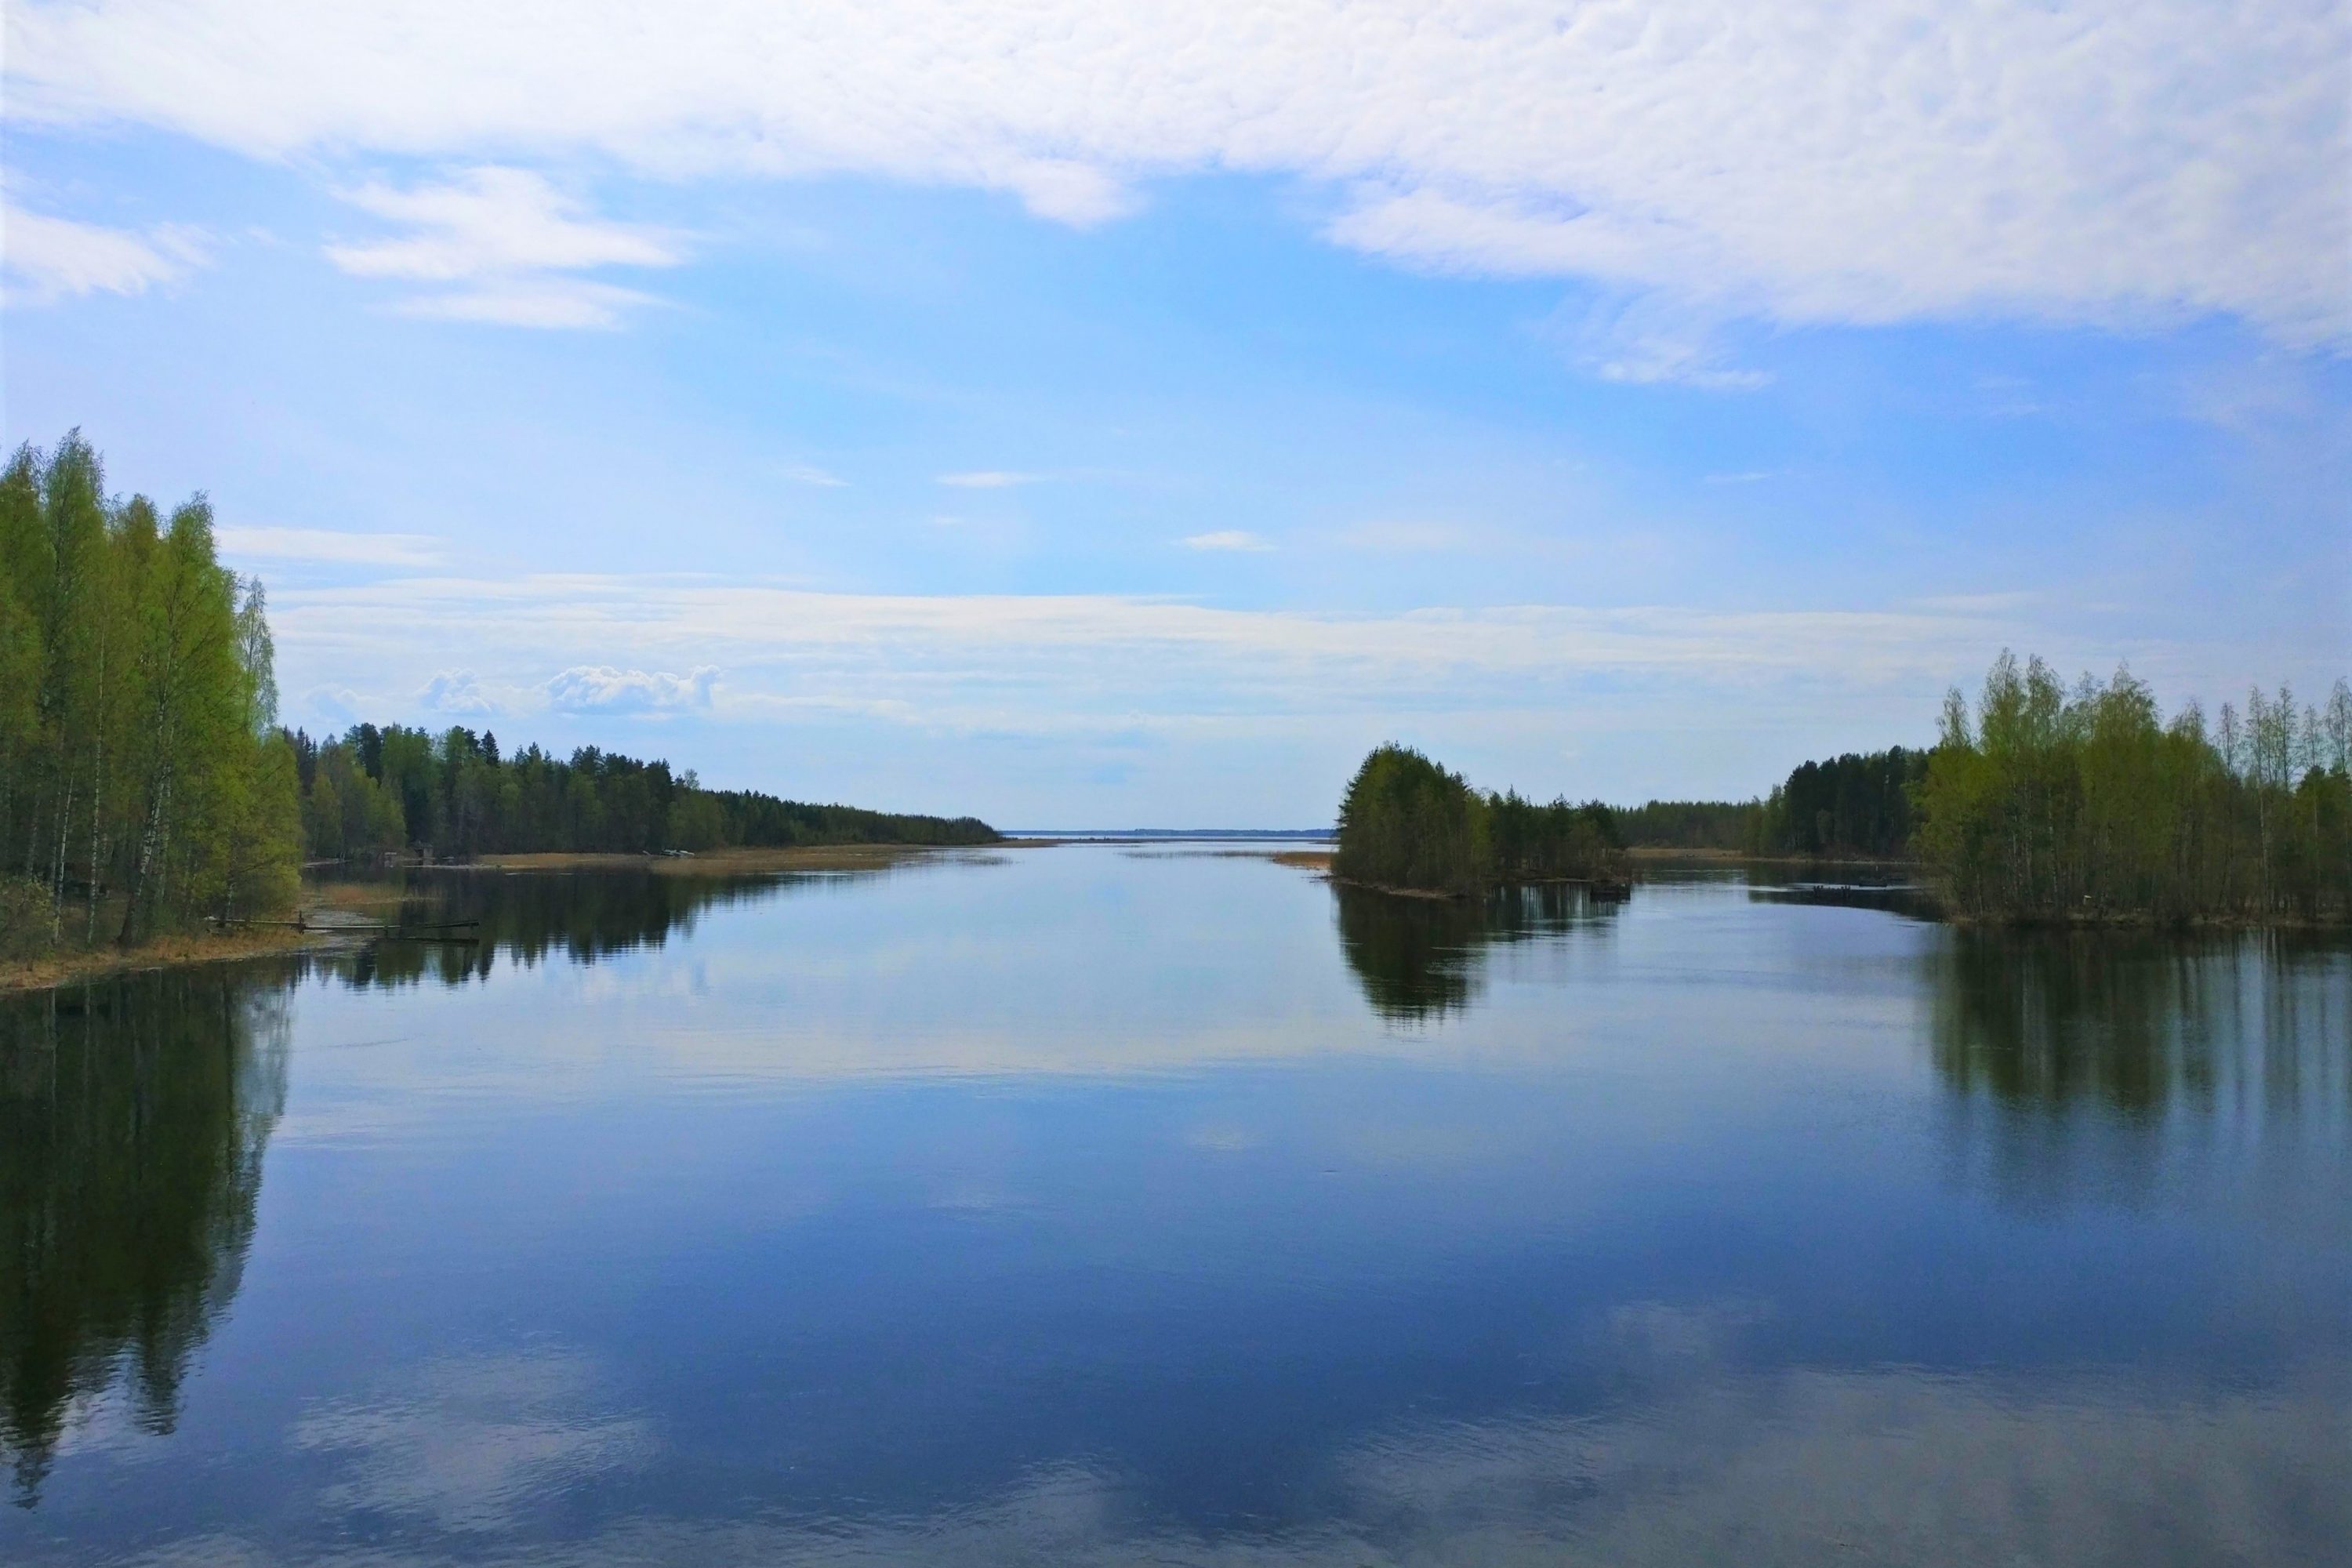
<box><xmin>5</xmin><ymin>1</ymin><xmax>2343</xmax><ymax>346</ymax></box>
<box><xmin>1181</xmin><ymin>530</ymin><xmax>1276</xmax><ymax>553</ymax></box>
<box><xmin>324</xmin><ymin>166</ymin><xmax>684</xmax><ymax>327</ymax></box>
<box><xmin>543</xmin><ymin>663</ymin><xmax>719</xmax><ymax>714</ymax></box>
<box><xmin>9</xmin><ymin>2</ymin><xmax>2343</xmax><ymax>345</ymax></box>
<box><xmin>217</xmin><ymin>525</ymin><xmax>444</xmax><ymax>568</ymax></box>
<box><xmin>1</xmin><ymin>197</ymin><xmax>206</xmax><ymax>303</ymax></box>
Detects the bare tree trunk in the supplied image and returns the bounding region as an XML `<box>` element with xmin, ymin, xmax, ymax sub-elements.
<box><xmin>49</xmin><ymin>772</ymin><xmax>74</xmax><ymax>943</ymax></box>
<box><xmin>118</xmin><ymin>775</ymin><xmax>169</xmax><ymax>949</ymax></box>
<box><xmin>86</xmin><ymin>640</ymin><xmax>105</xmax><ymax>945</ymax></box>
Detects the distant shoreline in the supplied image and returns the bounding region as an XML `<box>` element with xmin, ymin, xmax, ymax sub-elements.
<box><xmin>438</xmin><ymin>844</ymin><xmax>972</xmax><ymax>875</ymax></box>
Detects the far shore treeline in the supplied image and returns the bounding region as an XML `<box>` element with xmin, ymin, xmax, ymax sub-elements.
<box><xmin>1345</xmin><ymin>655</ymin><xmax>2352</xmax><ymax>924</ymax></box>
<box><xmin>0</xmin><ymin>433</ymin><xmax>995</xmax><ymax>967</ymax></box>
<box><xmin>287</xmin><ymin>723</ymin><xmax>1000</xmax><ymax>862</ymax></box>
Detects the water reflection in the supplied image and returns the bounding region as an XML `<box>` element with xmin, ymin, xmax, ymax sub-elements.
<box><xmin>0</xmin><ymin>856</ymin><xmax>2345</xmax><ymax>1566</ymax></box>
<box><xmin>1930</xmin><ymin>927</ymin><xmax>2352</xmax><ymax>1115</ymax></box>
<box><xmin>1334</xmin><ymin>882</ymin><xmax>1621</xmax><ymax>1022</ymax></box>
<box><xmin>316</xmin><ymin>866</ymin><xmax>877</xmax><ymax>990</ymax></box>
<box><xmin>0</xmin><ymin>974</ymin><xmax>289</xmax><ymax>1504</ymax></box>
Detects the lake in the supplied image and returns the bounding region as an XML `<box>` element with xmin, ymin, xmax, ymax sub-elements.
<box><xmin>4</xmin><ymin>843</ymin><xmax>2348</xmax><ymax>1566</ymax></box>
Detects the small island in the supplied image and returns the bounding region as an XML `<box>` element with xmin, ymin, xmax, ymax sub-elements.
<box><xmin>1332</xmin><ymin>744</ymin><xmax>1628</xmax><ymax>898</ymax></box>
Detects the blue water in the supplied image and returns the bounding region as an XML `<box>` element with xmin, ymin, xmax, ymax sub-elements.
<box><xmin>4</xmin><ymin>844</ymin><xmax>2347</xmax><ymax>1564</ymax></box>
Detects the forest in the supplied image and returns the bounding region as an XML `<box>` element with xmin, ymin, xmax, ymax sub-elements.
<box><xmin>1613</xmin><ymin>750</ymin><xmax>1926</xmax><ymax>858</ymax></box>
<box><xmin>1752</xmin><ymin>746</ymin><xmax>1929</xmax><ymax>858</ymax></box>
<box><xmin>1918</xmin><ymin>654</ymin><xmax>2350</xmax><ymax>923</ymax></box>
<box><xmin>0</xmin><ymin>434</ymin><xmax>299</xmax><ymax>962</ymax></box>
<box><xmin>1342</xmin><ymin>655</ymin><xmax>2352</xmax><ymax>923</ymax></box>
<box><xmin>287</xmin><ymin>722</ymin><xmax>1000</xmax><ymax>860</ymax></box>
<box><xmin>1332</xmin><ymin>744</ymin><xmax>1626</xmax><ymax>895</ymax></box>
<box><xmin>2</xmin><ymin>433</ymin><xmax>996</xmax><ymax>967</ymax></box>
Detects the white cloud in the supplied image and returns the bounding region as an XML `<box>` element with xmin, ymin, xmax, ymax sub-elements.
<box><xmin>263</xmin><ymin>576</ymin><xmax>2042</xmax><ymax>725</ymax></box>
<box><xmin>303</xmin><ymin>684</ymin><xmax>364</xmax><ymax>727</ymax></box>
<box><xmin>8</xmin><ymin>2</ymin><xmax>2343</xmax><ymax>346</ymax></box>
<box><xmin>1544</xmin><ymin>294</ymin><xmax>1769</xmax><ymax>390</ymax></box>
<box><xmin>187</xmin><ymin>1358</ymin><xmax>2352</xmax><ymax>1565</ymax></box>
<box><xmin>937</xmin><ymin>470</ymin><xmax>1036</xmax><ymax>489</ymax></box>
<box><xmin>782</xmin><ymin>463</ymin><xmax>847</xmax><ymax>488</ymax></box>
<box><xmin>1181</xmin><ymin>530</ymin><xmax>1276</xmax><ymax>553</ymax></box>
<box><xmin>419</xmin><ymin>669</ymin><xmax>501</xmax><ymax>715</ymax></box>
<box><xmin>324</xmin><ymin>166</ymin><xmax>683</xmax><ymax>327</ymax></box>
<box><xmin>293</xmin><ymin>1353</ymin><xmax>651</xmax><ymax>1534</ymax></box>
<box><xmin>216</xmin><ymin>525</ymin><xmax>443</xmax><ymax>567</ymax></box>
<box><xmin>543</xmin><ymin>663</ymin><xmax>718</xmax><ymax>713</ymax></box>
<box><xmin>1</xmin><ymin>198</ymin><xmax>205</xmax><ymax>302</ymax></box>
<box><xmin>389</xmin><ymin>276</ymin><xmax>662</xmax><ymax>329</ymax></box>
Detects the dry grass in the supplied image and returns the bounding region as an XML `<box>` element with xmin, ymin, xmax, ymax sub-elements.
<box><xmin>1270</xmin><ymin>849</ymin><xmax>1335</xmax><ymax>871</ymax></box>
<box><xmin>308</xmin><ymin>880</ymin><xmax>411</xmax><ymax>909</ymax></box>
<box><xmin>0</xmin><ymin>924</ymin><xmax>336</xmax><ymax>994</ymax></box>
<box><xmin>1626</xmin><ymin>845</ymin><xmax>1749</xmax><ymax>862</ymax></box>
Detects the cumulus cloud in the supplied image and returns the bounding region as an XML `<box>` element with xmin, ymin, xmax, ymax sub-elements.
<box><xmin>542</xmin><ymin>663</ymin><xmax>718</xmax><ymax>713</ymax></box>
<box><xmin>216</xmin><ymin>525</ymin><xmax>444</xmax><ymax>567</ymax></box>
<box><xmin>324</xmin><ymin>166</ymin><xmax>683</xmax><ymax>327</ymax></box>
<box><xmin>1181</xmin><ymin>530</ymin><xmax>1276</xmax><ymax>553</ymax></box>
<box><xmin>418</xmin><ymin>669</ymin><xmax>502</xmax><ymax>715</ymax></box>
<box><xmin>6</xmin><ymin>2</ymin><xmax>2344</xmax><ymax>346</ymax></box>
<box><xmin>1</xmin><ymin>198</ymin><xmax>205</xmax><ymax>303</ymax></box>
<box><xmin>305</xmin><ymin>684</ymin><xmax>365</xmax><ymax>726</ymax></box>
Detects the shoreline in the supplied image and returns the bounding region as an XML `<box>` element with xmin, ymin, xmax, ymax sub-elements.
<box><xmin>0</xmin><ymin>924</ymin><xmax>348</xmax><ymax>995</ymax></box>
<box><xmin>425</xmin><ymin>844</ymin><xmax>992</xmax><ymax>875</ymax></box>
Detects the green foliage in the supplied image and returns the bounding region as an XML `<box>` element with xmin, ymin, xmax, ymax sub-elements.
<box><xmin>1917</xmin><ymin>653</ymin><xmax>2351</xmax><ymax>923</ymax></box>
<box><xmin>1754</xmin><ymin>746</ymin><xmax>1929</xmax><ymax>858</ymax></box>
<box><xmin>1</xmin><ymin>972</ymin><xmax>286</xmax><ymax>1502</ymax></box>
<box><xmin>287</xmin><ymin>723</ymin><xmax>1000</xmax><ymax>860</ymax></box>
<box><xmin>1613</xmin><ymin>799</ymin><xmax>1762</xmax><ymax>851</ymax></box>
<box><xmin>1334</xmin><ymin>744</ymin><xmax>1624</xmax><ymax>895</ymax></box>
<box><xmin>0</xmin><ymin>434</ymin><xmax>301</xmax><ymax>949</ymax></box>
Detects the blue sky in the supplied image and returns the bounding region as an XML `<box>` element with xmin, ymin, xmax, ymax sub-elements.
<box><xmin>4</xmin><ymin>2</ymin><xmax>2347</xmax><ymax>826</ymax></box>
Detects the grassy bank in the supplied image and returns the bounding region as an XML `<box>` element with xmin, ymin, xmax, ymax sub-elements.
<box><xmin>0</xmin><ymin>924</ymin><xmax>339</xmax><ymax>994</ymax></box>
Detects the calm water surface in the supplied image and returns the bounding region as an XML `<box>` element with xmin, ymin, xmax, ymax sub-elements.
<box><xmin>3</xmin><ymin>844</ymin><xmax>2348</xmax><ymax>1565</ymax></box>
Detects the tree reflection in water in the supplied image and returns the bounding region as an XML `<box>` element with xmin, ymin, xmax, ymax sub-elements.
<box><xmin>1929</xmin><ymin>927</ymin><xmax>2351</xmax><ymax>1116</ymax></box>
<box><xmin>318</xmin><ymin>866</ymin><xmax>887</xmax><ymax>991</ymax></box>
<box><xmin>1336</xmin><ymin>882</ymin><xmax>1624</xmax><ymax>1023</ymax></box>
<box><xmin>0</xmin><ymin>863</ymin><xmax>907</xmax><ymax>1506</ymax></box>
<box><xmin>0</xmin><ymin>973</ymin><xmax>289</xmax><ymax>1505</ymax></box>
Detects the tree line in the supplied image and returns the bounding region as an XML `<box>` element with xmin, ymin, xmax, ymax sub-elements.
<box><xmin>287</xmin><ymin>721</ymin><xmax>999</xmax><ymax>861</ymax></box>
<box><xmin>1918</xmin><ymin>655</ymin><xmax>2350</xmax><ymax>923</ymax></box>
<box><xmin>1</xmin><ymin>434</ymin><xmax>299</xmax><ymax>960</ymax></box>
<box><xmin>1754</xmin><ymin>746</ymin><xmax>1928</xmax><ymax>858</ymax></box>
<box><xmin>1612</xmin><ymin>751</ymin><xmax>1926</xmax><ymax>858</ymax></box>
<box><xmin>1340</xmin><ymin>655</ymin><xmax>2351</xmax><ymax>924</ymax></box>
<box><xmin>2</xmin><ymin>433</ymin><xmax>996</xmax><ymax>964</ymax></box>
<box><xmin>1332</xmin><ymin>744</ymin><xmax>1626</xmax><ymax>895</ymax></box>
